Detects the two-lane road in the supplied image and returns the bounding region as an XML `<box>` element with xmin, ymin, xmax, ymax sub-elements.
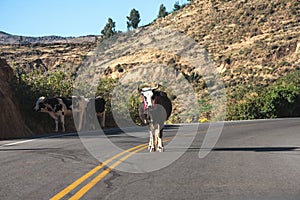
<box><xmin>1</xmin><ymin>118</ymin><xmax>300</xmax><ymax>199</ymax></box>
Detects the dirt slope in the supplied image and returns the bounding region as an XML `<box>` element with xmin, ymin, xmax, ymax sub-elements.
<box><xmin>0</xmin><ymin>59</ymin><xmax>32</xmax><ymax>139</ymax></box>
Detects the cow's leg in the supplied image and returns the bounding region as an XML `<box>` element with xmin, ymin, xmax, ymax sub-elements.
<box><xmin>60</xmin><ymin>112</ymin><xmax>66</xmax><ymax>132</ymax></box>
<box><xmin>101</xmin><ymin>111</ymin><xmax>105</xmax><ymax>128</ymax></box>
<box><xmin>157</xmin><ymin>124</ymin><xmax>164</xmax><ymax>152</ymax></box>
<box><xmin>157</xmin><ymin>130</ymin><xmax>164</xmax><ymax>152</ymax></box>
<box><xmin>54</xmin><ymin>118</ymin><xmax>59</xmax><ymax>132</ymax></box>
<box><xmin>148</xmin><ymin>130</ymin><xmax>155</xmax><ymax>152</ymax></box>
<box><xmin>148</xmin><ymin>124</ymin><xmax>155</xmax><ymax>152</ymax></box>
<box><xmin>148</xmin><ymin>131</ymin><xmax>152</xmax><ymax>150</ymax></box>
<box><xmin>77</xmin><ymin>97</ymin><xmax>88</xmax><ymax>131</ymax></box>
<box><xmin>48</xmin><ymin>112</ymin><xmax>59</xmax><ymax>132</ymax></box>
<box><xmin>154</xmin><ymin>125</ymin><xmax>159</xmax><ymax>151</ymax></box>
<box><xmin>96</xmin><ymin>111</ymin><xmax>105</xmax><ymax>128</ymax></box>
<box><xmin>77</xmin><ymin>111</ymin><xmax>84</xmax><ymax>131</ymax></box>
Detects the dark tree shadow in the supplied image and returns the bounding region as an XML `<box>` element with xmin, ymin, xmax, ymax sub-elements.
<box><xmin>212</xmin><ymin>147</ymin><xmax>299</xmax><ymax>152</ymax></box>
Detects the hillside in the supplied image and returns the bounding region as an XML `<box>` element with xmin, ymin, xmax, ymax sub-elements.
<box><xmin>0</xmin><ymin>32</ymin><xmax>99</xmax><ymax>76</ymax></box>
<box><xmin>0</xmin><ymin>31</ymin><xmax>98</xmax><ymax>44</ymax></box>
<box><xmin>0</xmin><ymin>0</ymin><xmax>299</xmax><ymax>137</ymax></box>
<box><xmin>1</xmin><ymin>0</ymin><xmax>299</xmax><ymax>84</ymax></box>
<box><xmin>154</xmin><ymin>0</ymin><xmax>300</xmax><ymax>88</ymax></box>
<box><xmin>0</xmin><ymin>42</ymin><xmax>96</xmax><ymax>75</ymax></box>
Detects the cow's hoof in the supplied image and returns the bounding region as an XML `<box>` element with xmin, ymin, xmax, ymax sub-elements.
<box><xmin>157</xmin><ymin>147</ymin><xmax>164</xmax><ymax>152</ymax></box>
<box><xmin>149</xmin><ymin>147</ymin><xmax>156</xmax><ymax>152</ymax></box>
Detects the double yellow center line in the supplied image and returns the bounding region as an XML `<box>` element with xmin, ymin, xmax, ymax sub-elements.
<box><xmin>50</xmin><ymin>143</ymin><xmax>148</xmax><ymax>200</ymax></box>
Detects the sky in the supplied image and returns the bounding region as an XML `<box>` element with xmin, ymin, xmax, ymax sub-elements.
<box><xmin>0</xmin><ymin>0</ymin><xmax>188</xmax><ymax>37</ymax></box>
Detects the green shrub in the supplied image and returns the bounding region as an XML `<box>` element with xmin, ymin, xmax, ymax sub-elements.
<box><xmin>11</xmin><ymin>69</ymin><xmax>75</xmax><ymax>133</ymax></box>
<box><xmin>13</xmin><ymin>69</ymin><xmax>74</xmax><ymax>97</ymax></box>
<box><xmin>227</xmin><ymin>70</ymin><xmax>300</xmax><ymax>120</ymax></box>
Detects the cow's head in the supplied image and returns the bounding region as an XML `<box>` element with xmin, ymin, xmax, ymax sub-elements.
<box><xmin>34</xmin><ymin>96</ymin><xmax>46</xmax><ymax>112</ymax></box>
<box><xmin>139</xmin><ymin>85</ymin><xmax>160</xmax><ymax>110</ymax></box>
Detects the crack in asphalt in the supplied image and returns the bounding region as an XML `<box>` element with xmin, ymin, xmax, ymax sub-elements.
<box><xmin>103</xmin><ymin>170</ymin><xmax>121</xmax><ymax>189</ymax></box>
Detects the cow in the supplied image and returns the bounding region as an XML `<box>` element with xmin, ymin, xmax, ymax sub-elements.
<box><xmin>34</xmin><ymin>96</ymin><xmax>106</xmax><ymax>132</ymax></box>
<box><xmin>85</xmin><ymin>96</ymin><xmax>106</xmax><ymax>128</ymax></box>
<box><xmin>138</xmin><ymin>85</ymin><xmax>172</xmax><ymax>152</ymax></box>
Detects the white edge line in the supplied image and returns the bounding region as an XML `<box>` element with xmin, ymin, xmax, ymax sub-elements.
<box><xmin>1</xmin><ymin>139</ymin><xmax>36</xmax><ymax>147</ymax></box>
<box><xmin>0</xmin><ymin>132</ymin><xmax>75</xmax><ymax>147</ymax></box>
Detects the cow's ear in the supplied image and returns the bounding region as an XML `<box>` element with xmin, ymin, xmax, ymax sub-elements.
<box><xmin>40</xmin><ymin>96</ymin><xmax>46</xmax><ymax>102</ymax></box>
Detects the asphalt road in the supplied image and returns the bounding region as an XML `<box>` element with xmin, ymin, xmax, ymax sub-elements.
<box><xmin>0</xmin><ymin>118</ymin><xmax>300</xmax><ymax>200</ymax></box>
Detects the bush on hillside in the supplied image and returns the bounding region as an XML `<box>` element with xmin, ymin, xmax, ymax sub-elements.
<box><xmin>227</xmin><ymin>71</ymin><xmax>300</xmax><ymax>120</ymax></box>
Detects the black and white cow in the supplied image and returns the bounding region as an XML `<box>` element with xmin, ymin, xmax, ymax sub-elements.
<box><xmin>34</xmin><ymin>96</ymin><xmax>105</xmax><ymax>132</ymax></box>
<box><xmin>138</xmin><ymin>86</ymin><xmax>172</xmax><ymax>152</ymax></box>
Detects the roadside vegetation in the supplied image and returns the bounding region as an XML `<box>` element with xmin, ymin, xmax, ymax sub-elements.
<box><xmin>227</xmin><ymin>70</ymin><xmax>300</xmax><ymax>120</ymax></box>
<box><xmin>11</xmin><ymin>65</ymin><xmax>300</xmax><ymax>133</ymax></box>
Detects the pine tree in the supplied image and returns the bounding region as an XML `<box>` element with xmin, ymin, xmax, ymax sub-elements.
<box><xmin>19</xmin><ymin>36</ymin><xmax>23</xmax><ymax>46</ymax></box>
<box><xmin>173</xmin><ymin>1</ymin><xmax>181</xmax><ymax>11</ymax></box>
<box><xmin>158</xmin><ymin>4</ymin><xmax>168</xmax><ymax>18</ymax></box>
<box><xmin>101</xmin><ymin>18</ymin><xmax>116</xmax><ymax>38</ymax></box>
<box><xmin>127</xmin><ymin>8</ymin><xmax>141</xmax><ymax>30</ymax></box>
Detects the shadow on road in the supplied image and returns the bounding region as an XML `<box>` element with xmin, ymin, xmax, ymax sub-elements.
<box><xmin>182</xmin><ymin>146</ymin><xmax>300</xmax><ymax>152</ymax></box>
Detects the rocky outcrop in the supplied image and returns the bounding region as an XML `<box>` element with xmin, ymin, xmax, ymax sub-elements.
<box><xmin>0</xmin><ymin>58</ymin><xmax>32</xmax><ymax>139</ymax></box>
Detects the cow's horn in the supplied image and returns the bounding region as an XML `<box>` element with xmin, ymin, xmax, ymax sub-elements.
<box><xmin>153</xmin><ymin>83</ymin><xmax>160</xmax><ymax>90</ymax></box>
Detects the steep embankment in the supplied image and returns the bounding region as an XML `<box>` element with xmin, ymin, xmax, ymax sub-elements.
<box><xmin>0</xmin><ymin>59</ymin><xmax>32</xmax><ymax>139</ymax></box>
